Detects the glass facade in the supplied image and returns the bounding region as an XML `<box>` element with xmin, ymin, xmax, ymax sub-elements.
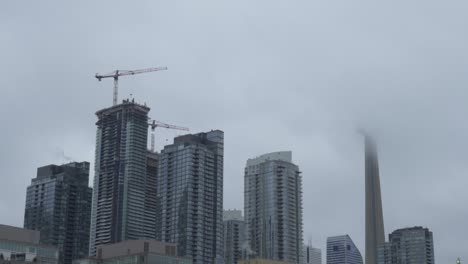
<box><xmin>24</xmin><ymin>162</ymin><xmax>92</xmax><ymax>264</ymax></box>
<box><xmin>158</xmin><ymin>131</ymin><xmax>224</xmax><ymax>264</ymax></box>
<box><xmin>377</xmin><ymin>227</ymin><xmax>434</xmax><ymax>264</ymax></box>
<box><xmin>244</xmin><ymin>152</ymin><xmax>303</xmax><ymax>263</ymax></box>
<box><xmin>0</xmin><ymin>240</ymin><xmax>59</xmax><ymax>264</ymax></box>
<box><xmin>326</xmin><ymin>235</ymin><xmax>363</xmax><ymax>264</ymax></box>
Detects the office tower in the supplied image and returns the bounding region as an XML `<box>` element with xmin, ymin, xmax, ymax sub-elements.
<box><xmin>363</xmin><ymin>134</ymin><xmax>385</xmax><ymax>264</ymax></box>
<box><xmin>89</xmin><ymin>100</ymin><xmax>154</xmax><ymax>256</ymax></box>
<box><xmin>158</xmin><ymin>130</ymin><xmax>224</xmax><ymax>264</ymax></box>
<box><xmin>377</xmin><ymin>227</ymin><xmax>434</xmax><ymax>264</ymax></box>
<box><xmin>244</xmin><ymin>151</ymin><xmax>303</xmax><ymax>263</ymax></box>
<box><xmin>24</xmin><ymin>162</ymin><xmax>92</xmax><ymax>264</ymax></box>
<box><xmin>327</xmin><ymin>235</ymin><xmax>363</xmax><ymax>264</ymax></box>
<box><xmin>0</xmin><ymin>224</ymin><xmax>59</xmax><ymax>264</ymax></box>
<box><xmin>74</xmin><ymin>240</ymin><xmax>192</xmax><ymax>264</ymax></box>
<box><xmin>303</xmin><ymin>245</ymin><xmax>321</xmax><ymax>264</ymax></box>
<box><xmin>224</xmin><ymin>209</ymin><xmax>247</xmax><ymax>264</ymax></box>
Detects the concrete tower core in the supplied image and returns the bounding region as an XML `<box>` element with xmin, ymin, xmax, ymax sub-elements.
<box><xmin>364</xmin><ymin>135</ymin><xmax>385</xmax><ymax>264</ymax></box>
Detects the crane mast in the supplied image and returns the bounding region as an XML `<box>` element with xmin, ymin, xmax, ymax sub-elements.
<box><xmin>95</xmin><ymin>67</ymin><xmax>168</xmax><ymax>106</ymax></box>
<box><xmin>148</xmin><ymin>120</ymin><xmax>189</xmax><ymax>152</ymax></box>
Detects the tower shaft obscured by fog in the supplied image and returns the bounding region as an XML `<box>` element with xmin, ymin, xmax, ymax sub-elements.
<box><xmin>89</xmin><ymin>100</ymin><xmax>156</xmax><ymax>256</ymax></box>
<box><xmin>364</xmin><ymin>135</ymin><xmax>385</xmax><ymax>264</ymax></box>
<box><xmin>244</xmin><ymin>151</ymin><xmax>303</xmax><ymax>263</ymax></box>
<box><xmin>157</xmin><ymin>130</ymin><xmax>224</xmax><ymax>264</ymax></box>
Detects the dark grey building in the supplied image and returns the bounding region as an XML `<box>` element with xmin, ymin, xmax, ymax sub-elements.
<box><xmin>24</xmin><ymin>162</ymin><xmax>92</xmax><ymax>264</ymax></box>
<box><xmin>327</xmin><ymin>235</ymin><xmax>363</xmax><ymax>264</ymax></box>
<box><xmin>89</xmin><ymin>100</ymin><xmax>155</xmax><ymax>256</ymax></box>
<box><xmin>363</xmin><ymin>134</ymin><xmax>385</xmax><ymax>264</ymax></box>
<box><xmin>244</xmin><ymin>151</ymin><xmax>303</xmax><ymax>263</ymax></box>
<box><xmin>377</xmin><ymin>227</ymin><xmax>434</xmax><ymax>264</ymax></box>
<box><xmin>223</xmin><ymin>210</ymin><xmax>246</xmax><ymax>264</ymax></box>
<box><xmin>145</xmin><ymin>151</ymin><xmax>159</xmax><ymax>239</ymax></box>
<box><xmin>157</xmin><ymin>130</ymin><xmax>224</xmax><ymax>264</ymax></box>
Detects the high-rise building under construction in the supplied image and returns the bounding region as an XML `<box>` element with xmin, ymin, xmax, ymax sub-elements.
<box><xmin>89</xmin><ymin>99</ymin><xmax>157</xmax><ymax>256</ymax></box>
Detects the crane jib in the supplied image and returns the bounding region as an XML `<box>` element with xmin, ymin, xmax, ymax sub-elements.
<box><xmin>94</xmin><ymin>67</ymin><xmax>168</xmax><ymax>106</ymax></box>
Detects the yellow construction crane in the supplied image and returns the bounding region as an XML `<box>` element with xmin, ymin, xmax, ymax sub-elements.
<box><xmin>148</xmin><ymin>120</ymin><xmax>189</xmax><ymax>152</ymax></box>
<box><xmin>95</xmin><ymin>67</ymin><xmax>168</xmax><ymax>106</ymax></box>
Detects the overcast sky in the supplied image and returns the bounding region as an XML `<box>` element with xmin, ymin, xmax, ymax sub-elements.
<box><xmin>1</xmin><ymin>1</ymin><xmax>467</xmax><ymax>263</ymax></box>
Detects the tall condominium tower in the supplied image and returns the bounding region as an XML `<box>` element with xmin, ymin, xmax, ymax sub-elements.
<box><xmin>158</xmin><ymin>130</ymin><xmax>224</xmax><ymax>264</ymax></box>
<box><xmin>327</xmin><ymin>235</ymin><xmax>363</xmax><ymax>264</ymax></box>
<box><xmin>89</xmin><ymin>100</ymin><xmax>154</xmax><ymax>256</ymax></box>
<box><xmin>24</xmin><ymin>162</ymin><xmax>92</xmax><ymax>264</ymax></box>
<box><xmin>377</xmin><ymin>227</ymin><xmax>434</xmax><ymax>264</ymax></box>
<box><xmin>364</xmin><ymin>134</ymin><xmax>385</xmax><ymax>264</ymax></box>
<box><xmin>244</xmin><ymin>151</ymin><xmax>303</xmax><ymax>263</ymax></box>
<box><xmin>224</xmin><ymin>209</ymin><xmax>247</xmax><ymax>264</ymax></box>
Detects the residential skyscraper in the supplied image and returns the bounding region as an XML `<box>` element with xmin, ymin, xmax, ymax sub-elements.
<box><xmin>363</xmin><ymin>134</ymin><xmax>385</xmax><ymax>264</ymax></box>
<box><xmin>89</xmin><ymin>100</ymin><xmax>154</xmax><ymax>256</ymax></box>
<box><xmin>24</xmin><ymin>162</ymin><xmax>92</xmax><ymax>264</ymax></box>
<box><xmin>157</xmin><ymin>130</ymin><xmax>224</xmax><ymax>264</ymax></box>
<box><xmin>327</xmin><ymin>235</ymin><xmax>363</xmax><ymax>264</ymax></box>
<box><xmin>244</xmin><ymin>151</ymin><xmax>303</xmax><ymax>263</ymax></box>
<box><xmin>377</xmin><ymin>227</ymin><xmax>434</xmax><ymax>264</ymax></box>
<box><xmin>224</xmin><ymin>209</ymin><xmax>247</xmax><ymax>264</ymax></box>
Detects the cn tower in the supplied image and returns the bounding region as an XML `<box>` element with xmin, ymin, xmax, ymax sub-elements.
<box><xmin>364</xmin><ymin>134</ymin><xmax>385</xmax><ymax>264</ymax></box>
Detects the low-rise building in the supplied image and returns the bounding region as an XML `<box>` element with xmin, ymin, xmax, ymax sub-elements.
<box><xmin>74</xmin><ymin>240</ymin><xmax>191</xmax><ymax>264</ymax></box>
<box><xmin>0</xmin><ymin>225</ymin><xmax>58</xmax><ymax>264</ymax></box>
<box><xmin>238</xmin><ymin>259</ymin><xmax>293</xmax><ymax>264</ymax></box>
